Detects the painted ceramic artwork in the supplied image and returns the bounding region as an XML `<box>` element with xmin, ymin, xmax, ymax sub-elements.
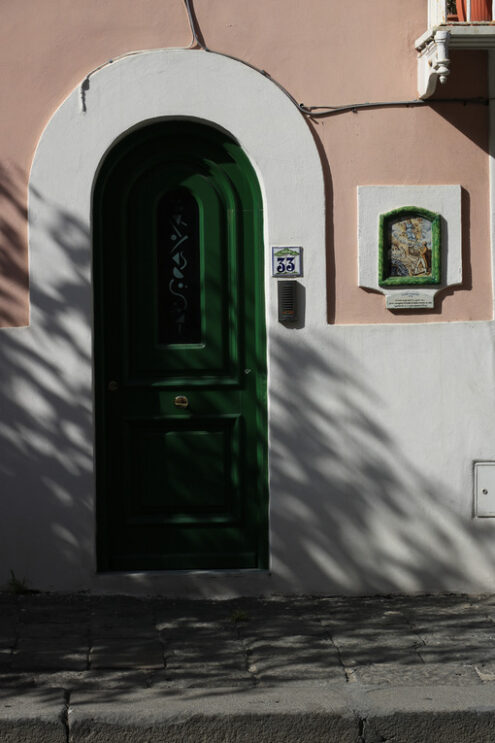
<box><xmin>378</xmin><ymin>207</ymin><xmax>441</xmax><ymax>286</ymax></box>
<box><xmin>388</xmin><ymin>217</ymin><xmax>432</xmax><ymax>279</ymax></box>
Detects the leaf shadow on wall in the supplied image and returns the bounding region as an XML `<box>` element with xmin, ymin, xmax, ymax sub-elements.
<box><xmin>267</xmin><ymin>330</ymin><xmax>495</xmax><ymax>594</ymax></box>
<box><xmin>0</xmin><ymin>164</ymin><xmax>29</xmax><ymax>326</ymax></box>
<box><xmin>0</xmin><ymin>168</ymin><xmax>94</xmax><ymax>590</ymax></box>
<box><xmin>0</xmin><ymin>168</ymin><xmax>494</xmax><ymax>598</ymax></box>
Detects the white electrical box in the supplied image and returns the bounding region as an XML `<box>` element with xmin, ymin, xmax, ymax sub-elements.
<box><xmin>474</xmin><ymin>462</ymin><xmax>495</xmax><ymax>517</ymax></box>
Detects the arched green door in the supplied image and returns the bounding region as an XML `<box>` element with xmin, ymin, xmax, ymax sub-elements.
<box><xmin>94</xmin><ymin>121</ymin><xmax>268</xmax><ymax>571</ymax></box>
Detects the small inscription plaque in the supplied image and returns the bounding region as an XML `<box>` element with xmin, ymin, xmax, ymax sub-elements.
<box><xmin>272</xmin><ymin>246</ymin><xmax>302</xmax><ymax>277</ymax></box>
<box><xmin>386</xmin><ymin>292</ymin><xmax>434</xmax><ymax>310</ymax></box>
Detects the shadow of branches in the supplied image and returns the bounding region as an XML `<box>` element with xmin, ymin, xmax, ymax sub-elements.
<box><xmin>0</xmin><ymin>163</ymin><xmax>494</xmax><ymax>599</ymax></box>
<box><xmin>267</xmin><ymin>327</ymin><xmax>495</xmax><ymax>595</ymax></box>
<box><xmin>0</xmin><ymin>164</ymin><xmax>29</xmax><ymax>326</ymax></box>
<box><xmin>0</xmin><ymin>168</ymin><xmax>94</xmax><ymax>590</ymax></box>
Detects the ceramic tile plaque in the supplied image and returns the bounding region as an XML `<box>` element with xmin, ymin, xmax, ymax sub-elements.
<box><xmin>358</xmin><ymin>186</ymin><xmax>462</xmax><ymax>314</ymax></box>
<box><xmin>379</xmin><ymin>207</ymin><xmax>441</xmax><ymax>287</ymax></box>
<box><xmin>272</xmin><ymin>246</ymin><xmax>302</xmax><ymax>277</ymax></box>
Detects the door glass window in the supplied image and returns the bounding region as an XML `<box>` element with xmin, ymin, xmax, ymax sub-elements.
<box><xmin>156</xmin><ymin>188</ymin><xmax>201</xmax><ymax>345</ymax></box>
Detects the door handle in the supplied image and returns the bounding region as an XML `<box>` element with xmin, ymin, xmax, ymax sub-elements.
<box><xmin>174</xmin><ymin>395</ymin><xmax>189</xmax><ymax>408</ymax></box>
<box><xmin>107</xmin><ymin>380</ymin><xmax>119</xmax><ymax>392</ymax></box>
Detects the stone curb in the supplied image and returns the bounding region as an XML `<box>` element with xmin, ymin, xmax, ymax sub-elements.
<box><xmin>69</xmin><ymin>686</ymin><xmax>354</xmax><ymax>743</ymax></box>
<box><xmin>0</xmin><ymin>689</ymin><xmax>67</xmax><ymax>743</ymax></box>
<box><xmin>3</xmin><ymin>684</ymin><xmax>495</xmax><ymax>743</ymax></box>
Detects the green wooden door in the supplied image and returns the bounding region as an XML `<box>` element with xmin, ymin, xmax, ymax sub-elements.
<box><xmin>94</xmin><ymin>121</ymin><xmax>268</xmax><ymax>571</ymax></box>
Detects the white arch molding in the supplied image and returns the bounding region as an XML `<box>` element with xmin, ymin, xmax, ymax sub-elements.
<box><xmin>28</xmin><ymin>49</ymin><xmax>325</xmax><ymax>593</ymax></box>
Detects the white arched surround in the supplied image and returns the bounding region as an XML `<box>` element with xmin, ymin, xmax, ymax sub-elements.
<box><xmin>26</xmin><ymin>49</ymin><xmax>326</xmax><ymax>593</ymax></box>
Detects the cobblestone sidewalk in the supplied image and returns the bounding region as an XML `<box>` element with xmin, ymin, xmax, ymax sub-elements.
<box><xmin>2</xmin><ymin>592</ymin><xmax>495</xmax><ymax>741</ymax></box>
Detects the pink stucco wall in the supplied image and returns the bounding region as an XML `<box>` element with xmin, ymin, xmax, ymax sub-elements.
<box><xmin>0</xmin><ymin>0</ymin><xmax>491</xmax><ymax>325</ymax></box>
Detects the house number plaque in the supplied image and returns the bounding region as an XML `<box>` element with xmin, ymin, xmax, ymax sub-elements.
<box><xmin>272</xmin><ymin>246</ymin><xmax>303</xmax><ymax>277</ymax></box>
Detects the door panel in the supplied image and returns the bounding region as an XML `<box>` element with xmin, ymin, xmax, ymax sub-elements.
<box><xmin>94</xmin><ymin>121</ymin><xmax>267</xmax><ymax>571</ymax></box>
<box><xmin>125</xmin><ymin>415</ymin><xmax>242</xmax><ymax>523</ymax></box>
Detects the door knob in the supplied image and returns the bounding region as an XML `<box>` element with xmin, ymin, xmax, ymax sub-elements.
<box><xmin>107</xmin><ymin>380</ymin><xmax>119</xmax><ymax>392</ymax></box>
<box><xmin>174</xmin><ymin>395</ymin><xmax>189</xmax><ymax>408</ymax></box>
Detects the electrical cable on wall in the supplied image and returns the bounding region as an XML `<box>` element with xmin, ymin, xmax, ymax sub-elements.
<box><xmin>182</xmin><ymin>0</ymin><xmax>490</xmax><ymax>119</ymax></box>
<box><xmin>299</xmin><ymin>97</ymin><xmax>489</xmax><ymax>117</ymax></box>
<box><xmin>183</xmin><ymin>0</ymin><xmax>209</xmax><ymax>50</ymax></box>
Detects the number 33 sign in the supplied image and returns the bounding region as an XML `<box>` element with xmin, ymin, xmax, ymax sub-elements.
<box><xmin>272</xmin><ymin>247</ymin><xmax>303</xmax><ymax>277</ymax></box>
